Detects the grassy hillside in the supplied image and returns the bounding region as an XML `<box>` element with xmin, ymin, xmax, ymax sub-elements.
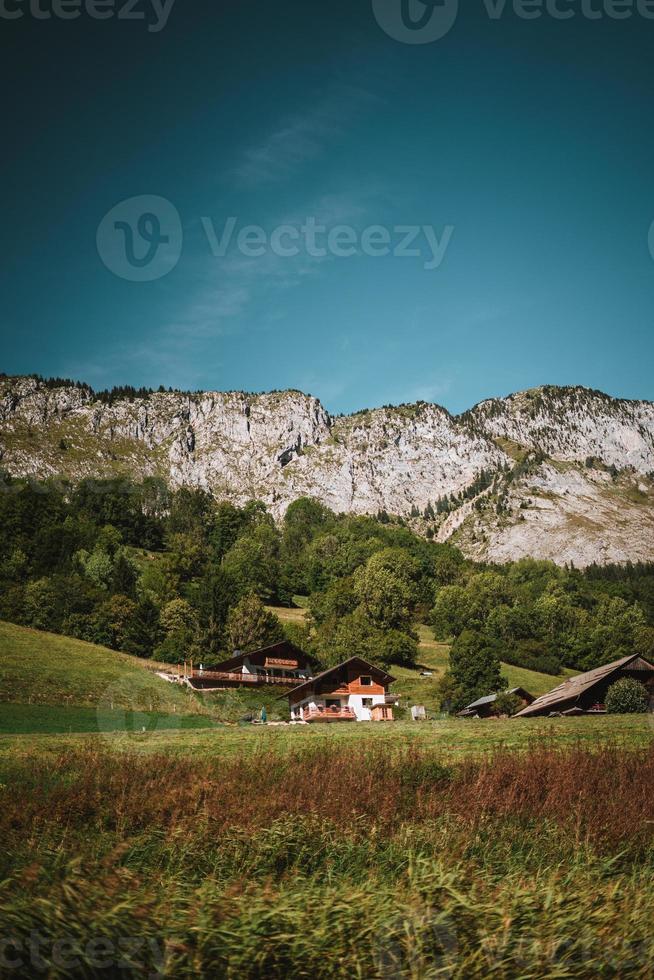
<box><xmin>0</xmin><ymin>621</ymin><xmax>295</xmax><ymax>732</ymax></box>
<box><xmin>0</xmin><ymin>620</ymin><xmax>197</xmax><ymax>711</ymax></box>
<box><xmin>406</xmin><ymin>626</ymin><xmax>576</xmax><ymax>713</ymax></box>
<box><xmin>398</xmin><ymin>625</ymin><xmax>575</xmax><ymax>703</ymax></box>
<box><xmin>265</xmin><ymin>602</ymin><xmax>309</xmax><ymax>625</ymax></box>
<box><xmin>0</xmin><ymin>613</ymin><xmax>576</xmax><ymax>734</ymax></box>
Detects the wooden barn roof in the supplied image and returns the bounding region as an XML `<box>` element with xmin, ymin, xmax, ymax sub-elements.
<box><xmin>515</xmin><ymin>653</ymin><xmax>654</xmax><ymax>718</ymax></box>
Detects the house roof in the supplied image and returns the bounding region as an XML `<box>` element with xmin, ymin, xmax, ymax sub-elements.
<box><xmin>281</xmin><ymin>656</ymin><xmax>396</xmax><ymax>701</ymax></box>
<box><xmin>515</xmin><ymin>654</ymin><xmax>654</xmax><ymax>718</ymax></box>
<box><xmin>214</xmin><ymin>640</ymin><xmax>309</xmax><ymax>673</ymax></box>
<box><xmin>458</xmin><ymin>687</ymin><xmax>533</xmax><ymax>716</ymax></box>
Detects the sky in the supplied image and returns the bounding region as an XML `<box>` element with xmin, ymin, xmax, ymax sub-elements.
<box><xmin>1</xmin><ymin>0</ymin><xmax>653</xmax><ymax>415</ymax></box>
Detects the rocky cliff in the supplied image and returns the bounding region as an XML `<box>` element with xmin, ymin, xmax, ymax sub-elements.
<box><xmin>1</xmin><ymin>376</ymin><xmax>652</xmax><ymax>566</ymax></box>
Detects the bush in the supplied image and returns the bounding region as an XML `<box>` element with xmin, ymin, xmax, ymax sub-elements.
<box><xmin>605</xmin><ymin>678</ymin><xmax>650</xmax><ymax>714</ymax></box>
<box><xmin>376</xmin><ymin>628</ymin><xmax>418</xmax><ymax>668</ymax></box>
<box><xmin>493</xmin><ymin>691</ymin><xmax>523</xmax><ymax>717</ymax></box>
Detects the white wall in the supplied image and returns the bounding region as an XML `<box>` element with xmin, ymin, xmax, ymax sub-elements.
<box><xmin>347</xmin><ymin>693</ymin><xmax>387</xmax><ymax>721</ymax></box>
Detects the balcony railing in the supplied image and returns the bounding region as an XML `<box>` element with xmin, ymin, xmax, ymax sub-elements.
<box><xmin>182</xmin><ymin>670</ymin><xmax>306</xmax><ymax>687</ymax></box>
<box><xmin>303</xmin><ymin>705</ymin><xmax>356</xmax><ymax>722</ymax></box>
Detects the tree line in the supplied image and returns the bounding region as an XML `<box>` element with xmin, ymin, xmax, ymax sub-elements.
<box><xmin>0</xmin><ymin>474</ymin><xmax>652</xmax><ymax>707</ymax></box>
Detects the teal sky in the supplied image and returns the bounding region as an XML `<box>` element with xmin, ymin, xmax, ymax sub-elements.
<box><xmin>1</xmin><ymin>1</ymin><xmax>653</xmax><ymax>413</ymax></box>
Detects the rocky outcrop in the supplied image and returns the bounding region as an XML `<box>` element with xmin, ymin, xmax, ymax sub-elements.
<box><xmin>467</xmin><ymin>386</ymin><xmax>654</xmax><ymax>474</ymax></box>
<box><xmin>1</xmin><ymin>376</ymin><xmax>652</xmax><ymax>566</ymax></box>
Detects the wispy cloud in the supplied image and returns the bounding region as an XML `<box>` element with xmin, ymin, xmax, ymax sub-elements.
<box><xmin>162</xmin><ymin>283</ymin><xmax>251</xmax><ymax>340</ymax></box>
<box><xmin>404</xmin><ymin>381</ymin><xmax>453</xmax><ymax>404</ymax></box>
<box><xmin>234</xmin><ymin>83</ymin><xmax>379</xmax><ymax>186</ymax></box>
<box><xmin>159</xmin><ymin>184</ymin><xmax>380</xmax><ymax>351</ymax></box>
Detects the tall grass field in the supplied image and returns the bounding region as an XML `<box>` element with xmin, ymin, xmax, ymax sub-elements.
<box><xmin>1</xmin><ymin>736</ymin><xmax>654</xmax><ymax>978</ymax></box>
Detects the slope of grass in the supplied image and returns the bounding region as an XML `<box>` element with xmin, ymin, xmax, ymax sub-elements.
<box><xmin>265</xmin><ymin>603</ymin><xmax>308</xmax><ymax>625</ymax></box>
<box><xmin>0</xmin><ymin>622</ymin><xmax>294</xmax><ymax>732</ymax></box>
<box><xmin>0</xmin><ymin>620</ymin><xmax>199</xmax><ymax>712</ymax></box>
<box><xmin>0</xmin><ymin>615</ymin><xmax>587</xmax><ymax>736</ymax></box>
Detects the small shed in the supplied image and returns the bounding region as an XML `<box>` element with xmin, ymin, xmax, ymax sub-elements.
<box><xmin>458</xmin><ymin>687</ymin><xmax>535</xmax><ymax>719</ymax></box>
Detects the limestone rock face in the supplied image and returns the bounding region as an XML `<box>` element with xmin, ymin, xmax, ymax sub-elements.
<box><xmin>1</xmin><ymin>376</ymin><xmax>653</xmax><ymax>566</ymax></box>
<box><xmin>467</xmin><ymin>387</ymin><xmax>654</xmax><ymax>474</ymax></box>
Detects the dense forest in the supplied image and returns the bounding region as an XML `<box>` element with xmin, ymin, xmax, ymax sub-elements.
<box><xmin>0</xmin><ymin>472</ymin><xmax>652</xmax><ymax>710</ymax></box>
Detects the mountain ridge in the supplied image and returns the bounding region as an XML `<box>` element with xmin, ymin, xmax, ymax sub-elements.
<box><xmin>3</xmin><ymin>372</ymin><xmax>652</xmax><ymax>421</ymax></box>
<box><xmin>1</xmin><ymin>375</ymin><xmax>653</xmax><ymax>568</ymax></box>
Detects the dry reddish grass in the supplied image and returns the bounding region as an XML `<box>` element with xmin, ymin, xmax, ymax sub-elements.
<box><xmin>4</xmin><ymin>742</ymin><xmax>654</xmax><ymax>853</ymax></box>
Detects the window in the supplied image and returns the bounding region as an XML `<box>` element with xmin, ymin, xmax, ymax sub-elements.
<box><xmin>360</xmin><ymin>675</ymin><xmax>372</xmax><ymax>686</ymax></box>
<box><xmin>362</xmin><ymin>698</ymin><xmax>373</xmax><ymax>707</ymax></box>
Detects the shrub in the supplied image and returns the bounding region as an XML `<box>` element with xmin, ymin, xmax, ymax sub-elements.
<box><xmin>376</xmin><ymin>628</ymin><xmax>418</xmax><ymax>668</ymax></box>
<box><xmin>605</xmin><ymin>678</ymin><xmax>650</xmax><ymax>714</ymax></box>
<box><xmin>493</xmin><ymin>691</ymin><xmax>523</xmax><ymax>717</ymax></box>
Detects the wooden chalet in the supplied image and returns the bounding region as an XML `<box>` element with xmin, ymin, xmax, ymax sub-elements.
<box><xmin>515</xmin><ymin>654</ymin><xmax>654</xmax><ymax>718</ymax></box>
<box><xmin>182</xmin><ymin>641</ymin><xmax>313</xmax><ymax>690</ymax></box>
<box><xmin>285</xmin><ymin>657</ymin><xmax>397</xmax><ymax>722</ymax></box>
<box><xmin>458</xmin><ymin>687</ymin><xmax>534</xmax><ymax>719</ymax></box>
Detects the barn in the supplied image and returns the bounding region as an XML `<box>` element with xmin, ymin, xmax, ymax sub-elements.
<box><xmin>515</xmin><ymin>653</ymin><xmax>654</xmax><ymax>718</ymax></box>
<box><xmin>458</xmin><ymin>687</ymin><xmax>534</xmax><ymax>719</ymax></box>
